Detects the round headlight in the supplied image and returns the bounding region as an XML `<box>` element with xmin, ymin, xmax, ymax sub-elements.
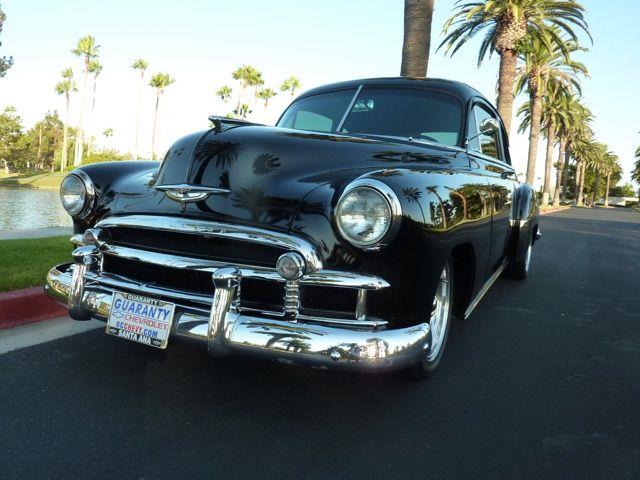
<box><xmin>60</xmin><ymin>174</ymin><xmax>87</xmax><ymax>216</ymax></box>
<box><xmin>336</xmin><ymin>186</ymin><xmax>392</xmax><ymax>247</ymax></box>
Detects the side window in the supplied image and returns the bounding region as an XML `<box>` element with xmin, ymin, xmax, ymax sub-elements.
<box><xmin>471</xmin><ymin>105</ymin><xmax>502</xmax><ymax>161</ymax></box>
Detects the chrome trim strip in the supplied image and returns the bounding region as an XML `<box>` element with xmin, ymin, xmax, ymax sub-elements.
<box><xmin>96</xmin><ymin>214</ymin><xmax>323</xmax><ymax>272</ymax></box>
<box><xmin>463</xmin><ymin>261</ymin><xmax>507</xmax><ymax>319</ymax></box>
<box><xmin>355</xmin><ymin>289</ymin><xmax>367</xmax><ymax>321</ymax></box>
<box><xmin>84</xmin><ymin>271</ymin><xmax>214</xmax><ymax>307</ymax></box>
<box><xmin>238</xmin><ymin>306</ymin><xmax>388</xmax><ymax>328</ymax></box>
<box><xmin>101</xmin><ymin>244</ymin><xmax>389</xmax><ymax>290</ymax></box>
<box><xmin>68</xmin><ymin>246</ymin><xmax>99</xmax><ymax>320</ymax></box>
<box><xmin>207</xmin><ymin>267</ymin><xmax>241</xmax><ymax>356</ymax></box>
<box><xmin>336</xmin><ymin>84</ymin><xmax>363</xmax><ymax>132</ymax></box>
<box><xmin>155</xmin><ymin>184</ymin><xmax>231</xmax><ymax>203</ymax></box>
<box><xmin>70</xmin><ymin>234</ymin><xmax>84</xmax><ymax>246</ymax></box>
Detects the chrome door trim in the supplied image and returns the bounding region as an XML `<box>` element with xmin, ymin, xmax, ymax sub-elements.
<box><xmin>463</xmin><ymin>260</ymin><xmax>507</xmax><ymax>319</ymax></box>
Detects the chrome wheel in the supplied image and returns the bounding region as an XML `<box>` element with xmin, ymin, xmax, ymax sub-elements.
<box><xmin>524</xmin><ymin>242</ymin><xmax>532</xmax><ymax>272</ymax></box>
<box><xmin>427</xmin><ymin>263</ymin><xmax>451</xmax><ymax>362</ymax></box>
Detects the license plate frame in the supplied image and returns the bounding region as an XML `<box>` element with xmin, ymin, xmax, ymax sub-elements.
<box><xmin>106</xmin><ymin>291</ymin><xmax>176</xmax><ymax>349</ymax></box>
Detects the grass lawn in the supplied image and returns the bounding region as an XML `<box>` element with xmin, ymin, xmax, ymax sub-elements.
<box><xmin>0</xmin><ymin>171</ymin><xmax>67</xmax><ymax>189</ymax></box>
<box><xmin>0</xmin><ymin>236</ymin><xmax>72</xmax><ymax>292</ymax></box>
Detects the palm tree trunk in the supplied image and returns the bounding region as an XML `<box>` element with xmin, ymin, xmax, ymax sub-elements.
<box><xmin>87</xmin><ymin>76</ymin><xmax>98</xmax><ymax>155</ymax></box>
<box><xmin>400</xmin><ymin>0</ymin><xmax>434</xmax><ymax>77</ymax></box>
<box><xmin>525</xmin><ymin>94</ymin><xmax>542</xmax><ymax>185</ymax></box>
<box><xmin>541</xmin><ymin>120</ymin><xmax>555</xmax><ymax>206</ymax></box>
<box><xmin>151</xmin><ymin>94</ymin><xmax>160</xmax><ymax>160</ymax></box>
<box><xmin>37</xmin><ymin>124</ymin><xmax>42</xmax><ymax>168</ymax></box>
<box><xmin>604</xmin><ymin>174</ymin><xmax>611</xmax><ymax>207</ymax></box>
<box><xmin>552</xmin><ymin>137</ymin><xmax>566</xmax><ymax>207</ymax></box>
<box><xmin>576</xmin><ymin>161</ymin><xmax>585</xmax><ymax>206</ymax></box>
<box><xmin>561</xmin><ymin>146</ymin><xmax>570</xmax><ymax>202</ymax></box>
<box><xmin>592</xmin><ymin>170</ymin><xmax>601</xmax><ymax>206</ymax></box>
<box><xmin>73</xmin><ymin>67</ymin><xmax>89</xmax><ymax>166</ymax></box>
<box><xmin>134</xmin><ymin>74</ymin><xmax>143</xmax><ymax>160</ymax></box>
<box><xmin>61</xmin><ymin>95</ymin><xmax>70</xmax><ymax>172</ymax></box>
<box><xmin>496</xmin><ymin>49</ymin><xmax>517</xmax><ymax>135</ymax></box>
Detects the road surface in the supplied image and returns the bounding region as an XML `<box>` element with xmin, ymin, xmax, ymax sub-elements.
<box><xmin>1</xmin><ymin>207</ymin><xmax>638</xmax><ymax>479</ymax></box>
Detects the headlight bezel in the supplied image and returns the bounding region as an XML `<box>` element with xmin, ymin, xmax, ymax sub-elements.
<box><xmin>60</xmin><ymin>170</ymin><xmax>96</xmax><ymax>218</ymax></box>
<box><xmin>335</xmin><ymin>178</ymin><xmax>402</xmax><ymax>250</ymax></box>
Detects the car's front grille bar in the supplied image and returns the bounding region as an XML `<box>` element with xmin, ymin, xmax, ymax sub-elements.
<box><xmin>96</xmin><ymin>214</ymin><xmax>323</xmax><ymax>271</ymax></box>
<box><xmin>101</xmin><ymin>244</ymin><xmax>389</xmax><ymax>290</ymax></box>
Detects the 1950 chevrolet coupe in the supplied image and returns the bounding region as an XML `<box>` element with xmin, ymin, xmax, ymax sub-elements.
<box><xmin>46</xmin><ymin>77</ymin><xmax>540</xmax><ymax>377</ymax></box>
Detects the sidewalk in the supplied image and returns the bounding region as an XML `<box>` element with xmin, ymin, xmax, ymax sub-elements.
<box><xmin>0</xmin><ymin>226</ymin><xmax>72</xmax><ymax>240</ymax></box>
<box><xmin>0</xmin><ymin>316</ymin><xmax>102</xmax><ymax>354</ymax></box>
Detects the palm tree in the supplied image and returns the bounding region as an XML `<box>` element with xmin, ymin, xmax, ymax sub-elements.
<box><xmin>400</xmin><ymin>0</ymin><xmax>435</xmax><ymax>77</ymax></box>
<box><xmin>232</xmin><ymin>65</ymin><xmax>261</xmax><ymax>113</ymax></box>
<box><xmin>602</xmin><ymin>153</ymin><xmax>620</xmax><ymax>207</ymax></box>
<box><xmin>131</xmin><ymin>58</ymin><xmax>148</xmax><ymax>160</ymax></box>
<box><xmin>515</xmin><ymin>34</ymin><xmax>587</xmax><ymax>185</ymax></box>
<box><xmin>55</xmin><ymin>68</ymin><xmax>77</xmax><ymax>172</ymax></box>
<box><xmin>149</xmin><ymin>72</ymin><xmax>175</xmax><ymax>160</ymax></box>
<box><xmin>588</xmin><ymin>144</ymin><xmax>609</xmax><ymax>206</ymax></box>
<box><xmin>257</xmin><ymin>87</ymin><xmax>277</xmax><ymax>107</ymax></box>
<box><xmin>518</xmin><ymin>84</ymin><xmax>569</xmax><ymax>205</ymax></box>
<box><xmin>439</xmin><ymin>0</ymin><xmax>590</xmax><ymax>134</ymax></box>
<box><xmin>257</xmin><ymin>88</ymin><xmax>277</xmax><ymax>122</ymax></box>
<box><xmin>280</xmin><ymin>76</ymin><xmax>301</xmax><ymax>98</ymax></box>
<box><xmin>216</xmin><ymin>85</ymin><xmax>233</xmax><ymax>103</ymax></box>
<box><xmin>572</xmin><ymin>137</ymin><xmax>599</xmax><ymax>206</ymax></box>
<box><xmin>555</xmin><ymin>95</ymin><xmax>591</xmax><ymax>204</ymax></box>
<box><xmin>233</xmin><ymin>104</ymin><xmax>252</xmax><ymax>120</ymax></box>
<box><xmin>632</xmin><ymin>145</ymin><xmax>640</xmax><ymax>185</ymax></box>
<box><xmin>251</xmin><ymin>71</ymin><xmax>264</xmax><ymax>105</ymax></box>
<box><xmin>71</xmin><ymin>35</ymin><xmax>100</xmax><ymax>166</ymax></box>
<box><xmin>87</xmin><ymin>59</ymin><xmax>102</xmax><ymax>154</ymax></box>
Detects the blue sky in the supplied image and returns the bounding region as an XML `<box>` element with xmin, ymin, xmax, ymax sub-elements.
<box><xmin>1</xmin><ymin>0</ymin><xmax>638</xmax><ymax>186</ymax></box>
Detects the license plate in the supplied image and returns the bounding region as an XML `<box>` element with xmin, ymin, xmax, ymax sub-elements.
<box><xmin>106</xmin><ymin>291</ymin><xmax>176</xmax><ymax>349</ymax></box>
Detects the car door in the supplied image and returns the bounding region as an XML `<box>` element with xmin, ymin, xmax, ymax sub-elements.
<box><xmin>466</xmin><ymin>101</ymin><xmax>517</xmax><ymax>274</ymax></box>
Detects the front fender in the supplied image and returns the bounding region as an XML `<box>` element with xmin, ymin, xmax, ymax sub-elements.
<box><xmin>67</xmin><ymin>161</ymin><xmax>159</xmax><ymax>232</ymax></box>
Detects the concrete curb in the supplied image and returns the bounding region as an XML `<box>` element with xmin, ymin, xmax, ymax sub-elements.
<box><xmin>540</xmin><ymin>206</ymin><xmax>571</xmax><ymax>215</ymax></box>
<box><xmin>0</xmin><ymin>286</ymin><xmax>67</xmax><ymax>330</ymax></box>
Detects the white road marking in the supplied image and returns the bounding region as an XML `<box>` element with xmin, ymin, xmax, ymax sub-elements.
<box><xmin>0</xmin><ymin>316</ymin><xmax>103</xmax><ymax>355</ymax></box>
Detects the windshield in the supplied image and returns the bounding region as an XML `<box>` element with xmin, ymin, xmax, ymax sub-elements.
<box><xmin>277</xmin><ymin>86</ymin><xmax>463</xmax><ymax>147</ymax></box>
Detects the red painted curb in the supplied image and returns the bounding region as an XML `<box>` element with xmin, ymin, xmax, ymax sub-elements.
<box><xmin>0</xmin><ymin>286</ymin><xmax>67</xmax><ymax>330</ymax></box>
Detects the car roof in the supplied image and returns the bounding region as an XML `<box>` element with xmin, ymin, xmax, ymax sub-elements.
<box><xmin>299</xmin><ymin>77</ymin><xmax>487</xmax><ymax>102</ymax></box>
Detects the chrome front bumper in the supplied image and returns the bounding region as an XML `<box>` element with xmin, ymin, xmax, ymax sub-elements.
<box><xmin>45</xmin><ymin>263</ymin><xmax>431</xmax><ymax>373</ymax></box>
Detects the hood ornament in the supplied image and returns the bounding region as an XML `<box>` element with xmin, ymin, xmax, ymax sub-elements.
<box><xmin>155</xmin><ymin>184</ymin><xmax>231</xmax><ymax>203</ymax></box>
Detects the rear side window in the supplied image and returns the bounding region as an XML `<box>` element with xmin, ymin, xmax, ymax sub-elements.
<box><xmin>278</xmin><ymin>89</ymin><xmax>355</xmax><ymax>133</ymax></box>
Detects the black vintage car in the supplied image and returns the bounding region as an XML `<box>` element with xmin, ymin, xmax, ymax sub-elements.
<box><xmin>46</xmin><ymin>77</ymin><xmax>540</xmax><ymax>377</ymax></box>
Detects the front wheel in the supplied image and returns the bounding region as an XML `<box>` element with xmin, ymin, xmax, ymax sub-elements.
<box><xmin>410</xmin><ymin>260</ymin><xmax>453</xmax><ymax>379</ymax></box>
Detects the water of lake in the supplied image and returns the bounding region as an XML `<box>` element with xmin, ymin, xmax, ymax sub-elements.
<box><xmin>0</xmin><ymin>187</ymin><xmax>72</xmax><ymax>231</ymax></box>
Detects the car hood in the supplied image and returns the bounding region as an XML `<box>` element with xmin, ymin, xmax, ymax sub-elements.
<box><xmin>107</xmin><ymin>125</ymin><xmax>457</xmax><ymax>232</ymax></box>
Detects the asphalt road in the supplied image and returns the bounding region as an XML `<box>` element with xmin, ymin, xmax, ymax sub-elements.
<box><xmin>1</xmin><ymin>207</ymin><xmax>639</xmax><ymax>479</ymax></box>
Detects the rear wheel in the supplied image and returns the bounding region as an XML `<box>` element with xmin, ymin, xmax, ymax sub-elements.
<box><xmin>504</xmin><ymin>232</ymin><xmax>533</xmax><ymax>280</ymax></box>
<box><xmin>410</xmin><ymin>260</ymin><xmax>453</xmax><ymax>379</ymax></box>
